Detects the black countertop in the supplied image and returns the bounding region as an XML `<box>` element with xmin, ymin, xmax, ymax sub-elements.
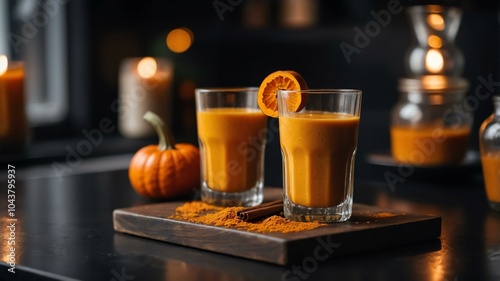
<box><xmin>0</xmin><ymin>151</ymin><xmax>499</xmax><ymax>281</ymax></box>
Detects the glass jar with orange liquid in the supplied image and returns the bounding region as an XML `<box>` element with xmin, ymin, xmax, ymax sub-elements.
<box><xmin>391</xmin><ymin>75</ymin><xmax>472</xmax><ymax>166</ymax></box>
<box><xmin>479</xmin><ymin>96</ymin><xmax>500</xmax><ymax>211</ymax></box>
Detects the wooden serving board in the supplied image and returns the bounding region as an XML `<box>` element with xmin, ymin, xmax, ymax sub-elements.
<box><xmin>113</xmin><ymin>188</ymin><xmax>441</xmax><ymax>265</ymax></box>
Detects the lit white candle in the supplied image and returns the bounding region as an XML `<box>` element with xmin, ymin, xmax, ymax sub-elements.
<box><xmin>118</xmin><ymin>57</ymin><xmax>174</xmax><ymax>138</ymax></box>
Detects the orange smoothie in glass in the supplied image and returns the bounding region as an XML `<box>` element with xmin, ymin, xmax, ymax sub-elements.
<box><xmin>481</xmin><ymin>152</ymin><xmax>500</xmax><ymax>204</ymax></box>
<box><xmin>391</xmin><ymin>126</ymin><xmax>470</xmax><ymax>165</ymax></box>
<box><xmin>197</xmin><ymin>108</ymin><xmax>267</xmax><ymax>193</ymax></box>
<box><xmin>280</xmin><ymin>112</ymin><xmax>360</xmax><ymax>208</ymax></box>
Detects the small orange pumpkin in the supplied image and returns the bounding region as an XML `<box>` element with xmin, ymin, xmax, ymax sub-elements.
<box><xmin>129</xmin><ymin>111</ymin><xmax>200</xmax><ymax>199</ymax></box>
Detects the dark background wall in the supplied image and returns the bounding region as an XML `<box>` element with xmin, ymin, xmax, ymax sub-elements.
<box><xmin>4</xmin><ymin>0</ymin><xmax>497</xmax><ymax>186</ymax></box>
<box><xmin>67</xmin><ymin>0</ymin><xmax>499</xmax><ymax>186</ymax></box>
<box><xmin>73</xmin><ymin>0</ymin><xmax>499</xmax><ymax>131</ymax></box>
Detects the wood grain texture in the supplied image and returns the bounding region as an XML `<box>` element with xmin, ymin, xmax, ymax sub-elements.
<box><xmin>113</xmin><ymin>188</ymin><xmax>441</xmax><ymax>265</ymax></box>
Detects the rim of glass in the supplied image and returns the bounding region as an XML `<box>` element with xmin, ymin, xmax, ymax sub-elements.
<box><xmin>278</xmin><ymin>89</ymin><xmax>362</xmax><ymax>95</ymax></box>
<box><xmin>195</xmin><ymin>87</ymin><xmax>258</xmax><ymax>93</ymax></box>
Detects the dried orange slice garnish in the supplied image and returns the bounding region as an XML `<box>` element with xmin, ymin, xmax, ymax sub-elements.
<box><xmin>257</xmin><ymin>70</ymin><xmax>308</xmax><ymax>118</ymax></box>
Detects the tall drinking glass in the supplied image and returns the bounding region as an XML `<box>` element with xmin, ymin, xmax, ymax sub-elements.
<box><xmin>278</xmin><ymin>89</ymin><xmax>362</xmax><ymax>222</ymax></box>
<box><xmin>195</xmin><ymin>88</ymin><xmax>267</xmax><ymax>207</ymax></box>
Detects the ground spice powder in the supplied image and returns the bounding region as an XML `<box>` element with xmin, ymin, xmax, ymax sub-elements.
<box><xmin>169</xmin><ymin>201</ymin><xmax>323</xmax><ymax>233</ymax></box>
<box><xmin>372</xmin><ymin>212</ymin><xmax>397</xmax><ymax>218</ymax></box>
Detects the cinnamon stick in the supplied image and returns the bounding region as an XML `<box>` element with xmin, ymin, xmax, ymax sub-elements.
<box><xmin>237</xmin><ymin>199</ymin><xmax>284</xmax><ymax>222</ymax></box>
<box><xmin>237</xmin><ymin>199</ymin><xmax>282</xmax><ymax>214</ymax></box>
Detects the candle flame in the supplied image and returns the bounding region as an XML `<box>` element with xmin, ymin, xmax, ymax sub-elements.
<box><xmin>427</xmin><ymin>14</ymin><xmax>445</xmax><ymax>31</ymax></box>
<box><xmin>425</xmin><ymin>49</ymin><xmax>444</xmax><ymax>73</ymax></box>
<box><xmin>137</xmin><ymin>57</ymin><xmax>157</xmax><ymax>79</ymax></box>
<box><xmin>0</xmin><ymin>55</ymin><xmax>8</xmax><ymax>76</ymax></box>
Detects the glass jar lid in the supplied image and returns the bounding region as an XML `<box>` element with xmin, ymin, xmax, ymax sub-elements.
<box><xmin>399</xmin><ymin>75</ymin><xmax>469</xmax><ymax>93</ymax></box>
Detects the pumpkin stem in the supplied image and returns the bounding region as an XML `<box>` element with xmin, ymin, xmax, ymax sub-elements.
<box><xmin>143</xmin><ymin>111</ymin><xmax>176</xmax><ymax>150</ymax></box>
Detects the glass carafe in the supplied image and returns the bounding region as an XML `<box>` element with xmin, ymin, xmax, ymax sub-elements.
<box><xmin>405</xmin><ymin>5</ymin><xmax>464</xmax><ymax>76</ymax></box>
<box><xmin>479</xmin><ymin>96</ymin><xmax>500</xmax><ymax>211</ymax></box>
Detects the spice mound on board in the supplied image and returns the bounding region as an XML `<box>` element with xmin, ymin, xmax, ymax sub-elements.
<box><xmin>169</xmin><ymin>201</ymin><xmax>323</xmax><ymax>233</ymax></box>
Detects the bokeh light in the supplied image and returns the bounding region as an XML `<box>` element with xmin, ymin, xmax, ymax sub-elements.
<box><xmin>166</xmin><ymin>27</ymin><xmax>194</xmax><ymax>53</ymax></box>
<box><xmin>428</xmin><ymin>35</ymin><xmax>443</xmax><ymax>48</ymax></box>
<box><xmin>427</xmin><ymin>14</ymin><xmax>445</xmax><ymax>31</ymax></box>
<box><xmin>425</xmin><ymin>49</ymin><xmax>444</xmax><ymax>73</ymax></box>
